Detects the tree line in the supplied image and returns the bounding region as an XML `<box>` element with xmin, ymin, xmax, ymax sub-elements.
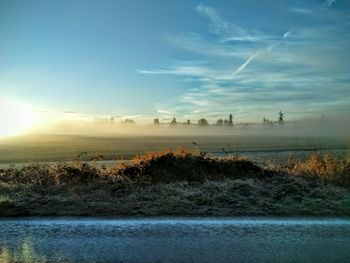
<box><xmin>100</xmin><ymin>111</ymin><xmax>285</xmax><ymax>126</ymax></box>
<box><xmin>153</xmin><ymin>112</ymin><xmax>284</xmax><ymax>126</ymax></box>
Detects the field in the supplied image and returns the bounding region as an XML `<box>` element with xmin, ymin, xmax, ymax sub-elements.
<box><xmin>0</xmin><ymin>133</ymin><xmax>348</xmax><ymax>164</ymax></box>
<box><xmin>1</xmin><ymin>148</ymin><xmax>350</xmax><ymax>217</ymax></box>
<box><xmin>0</xmin><ymin>133</ymin><xmax>349</xmax><ymax>217</ymax></box>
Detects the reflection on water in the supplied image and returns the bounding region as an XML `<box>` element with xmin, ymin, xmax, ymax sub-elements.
<box><xmin>0</xmin><ymin>218</ymin><xmax>350</xmax><ymax>263</ymax></box>
<box><xmin>0</xmin><ymin>239</ymin><xmax>47</xmax><ymax>263</ymax></box>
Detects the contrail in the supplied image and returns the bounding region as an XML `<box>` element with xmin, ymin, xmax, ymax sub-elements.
<box><xmin>231</xmin><ymin>44</ymin><xmax>274</xmax><ymax>77</ymax></box>
<box><xmin>231</xmin><ymin>28</ymin><xmax>291</xmax><ymax>78</ymax></box>
<box><xmin>283</xmin><ymin>30</ymin><xmax>292</xmax><ymax>39</ymax></box>
<box><xmin>233</xmin><ymin>50</ymin><xmax>261</xmax><ymax>75</ymax></box>
<box><xmin>325</xmin><ymin>0</ymin><xmax>336</xmax><ymax>7</ymax></box>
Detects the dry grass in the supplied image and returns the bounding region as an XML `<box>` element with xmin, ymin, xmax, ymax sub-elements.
<box><xmin>1</xmin><ymin>134</ymin><xmax>346</xmax><ymax>164</ymax></box>
<box><xmin>282</xmin><ymin>152</ymin><xmax>350</xmax><ymax>186</ymax></box>
<box><xmin>115</xmin><ymin>148</ymin><xmax>262</xmax><ymax>183</ymax></box>
<box><xmin>0</xmin><ymin>149</ymin><xmax>349</xmax><ymax>217</ymax></box>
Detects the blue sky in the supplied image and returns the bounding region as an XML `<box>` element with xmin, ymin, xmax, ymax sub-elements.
<box><xmin>0</xmin><ymin>0</ymin><xmax>349</xmax><ymax>123</ymax></box>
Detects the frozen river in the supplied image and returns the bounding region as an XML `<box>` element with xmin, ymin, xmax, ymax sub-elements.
<box><xmin>0</xmin><ymin>217</ymin><xmax>350</xmax><ymax>262</ymax></box>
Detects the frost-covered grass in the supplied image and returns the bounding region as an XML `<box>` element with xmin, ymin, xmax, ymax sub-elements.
<box><xmin>0</xmin><ymin>134</ymin><xmax>346</xmax><ymax>164</ymax></box>
<box><xmin>0</xmin><ymin>149</ymin><xmax>349</xmax><ymax>216</ymax></box>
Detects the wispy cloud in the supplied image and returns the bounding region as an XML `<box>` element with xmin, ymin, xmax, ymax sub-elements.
<box><xmin>232</xmin><ymin>50</ymin><xmax>260</xmax><ymax>76</ymax></box>
<box><xmin>288</xmin><ymin>7</ymin><xmax>313</xmax><ymax>15</ymax></box>
<box><xmin>283</xmin><ymin>30</ymin><xmax>293</xmax><ymax>39</ymax></box>
<box><xmin>289</xmin><ymin>0</ymin><xmax>337</xmax><ymax>18</ymax></box>
<box><xmin>324</xmin><ymin>0</ymin><xmax>336</xmax><ymax>8</ymax></box>
<box><xmin>231</xmin><ymin>44</ymin><xmax>274</xmax><ymax>76</ymax></box>
<box><xmin>195</xmin><ymin>3</ymin><xmax>247</xmax><ymax>38</ymax></box>
<box><xmin>137</xmin><ymin>65</ymin><xmax>211</xmax><ymax>76</ymax></box>
<box><xmin>166</xmin><ymin>32</ymin><xmax>252</xmax><ymax>58</ymax></box>
<box><xmin>139</xmin><ymin>2</ymin><xmax>350</xmax><ymax>121</ymax></box>
<box><xmin>230</xmin><ymin>29</ymin><xmax>291</xmax><ymax>78</ymax></box>
<box><xmin>195</xmin><ymin>3</ymin><xmax>274</xmax><ymax>44</ymax></box>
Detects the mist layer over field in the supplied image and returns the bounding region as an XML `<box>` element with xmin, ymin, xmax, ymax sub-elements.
<box><xmin>27</xmin><ymin>116</ymin><xmax>350</xmax><ymax>137</ymax></box>
<box><xmin>0</xmin><ymin>117</ymin><xmax>349</xmax><ymax>164</ymax></box>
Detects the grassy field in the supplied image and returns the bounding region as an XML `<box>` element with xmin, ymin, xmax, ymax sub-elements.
<box><xmin>0</xmin><ymin>134</ymin><xmax>348</xmax><ymax>164</ymax></box>
<box><xmin>0</xmin><ymin>149</ymin><xmax>349</xmax><ymax>217</ymax></box>
<box><xmin>1</xmin><ymin>132</ymin><xmax>349</xmax><ymax>217</ymax></box>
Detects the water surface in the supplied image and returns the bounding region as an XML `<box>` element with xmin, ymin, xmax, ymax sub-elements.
<box><xmin>1</xmin><ymin>217</ymin><xmax>350</xmax><ymax>262</ymax></box>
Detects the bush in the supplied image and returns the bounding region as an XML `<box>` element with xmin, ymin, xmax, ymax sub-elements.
<box><xmin>288</xmin><ymin>153</ymin><xmax>350</xmax><ymax>186</ymax></box>
<box><xmin>115</xmin><ymin>149</ymin><xmax>263</xmax><ymax>183</ymax></box>
<box><xmin>0</xmin><ymin>150</ymin><xmax>349</xmax><ymax>187</ymax></box>
<box><xmin>54</xmin><ymin>162</ymin><xmax>102</xmax><ymax>185</ymax></box>
<box><xmin>0</xmin><ymin>149</ymin><xmax>350</xmax><ymax>217</ymax></box>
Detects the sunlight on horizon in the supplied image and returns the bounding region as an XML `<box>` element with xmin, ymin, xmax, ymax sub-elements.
<box><xmin>0</xmin><ymin>97</ymin><xmax>35</xmax><ymax>137</ymax></box>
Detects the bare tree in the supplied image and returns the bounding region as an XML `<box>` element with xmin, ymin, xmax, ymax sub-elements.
<box><xmin>170</xmin><ymin>117</ymin><xmax>177</xmax><ymax>125</ymax></box>
<box><xmin>153</xmin><ymin>118</ymin><xmax>160</xmax><ymax>125</ymax></box>
<box><xmin>263</xmin><ymin>117</ymin><xmax>273</xmax><ymax>126</ymax></box>
<box><xmin>122</xmin><ymin>119</ymin><xmax>135</xmax><ymax>124</ymax></box>
<box><xmin>228</xmin><ymin>114</ymin><xmax>233</xmax><ymax>125</ymax></box>
<box><xmin>278</xmin><ymin>111</ymin><xmax>284</xmax><ymax>124</ymax></box>
<box><xmin>198</xmin><ymin>118</ymin><xmax>209</xmax><ymax>126</ymax></box>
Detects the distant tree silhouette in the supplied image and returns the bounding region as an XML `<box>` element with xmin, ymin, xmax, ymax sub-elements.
<box><xmin>198</xmin><ymin>118</ymin><xmax>209</xmax><ymax>126</ymax></box>
<box><xmin>170</xmin><ymin>117</ymin><xmax>177</xmax><ymax>125</ymax></box>
<box><xmin>278</xmin><ymin>111</ymin><xmax>284</xmax><ymax>124</ymax></box>
<box><xmin>263</xmin><ymin>117</ymin><xmax>273</xmax><ymax>125</ymax></box>
<box><xmin>216</xmin><ymin>119</ymin><xmax>223</xmax><ymax>125</ymax></box>
<box><xmin>224</xmin><ymin>119</ymin><xmax>229</xmax><ymax>124</ymax></box>
<box><xmin>153</xmin><ymin>118</ymin><xmax>160</xmax><ymax>125</ymax></box>
<box><xmin>225</xmin><ymin>114</ymin><xmax>233</xmax><ymax>126</ymax></box>
<box><xmin>187</xmin><ymin>119</ymin><xmax>191</xmax><ymax>125</ymax></box>
<box><xmin>110</xmin><ymin>117</ymin><xmax>114</xmax><ymax>122</ymax></box>
<box><xmin>122</xmin><ymin>119</ymin><xmax>135</xmax><ymax>124</ymax></box>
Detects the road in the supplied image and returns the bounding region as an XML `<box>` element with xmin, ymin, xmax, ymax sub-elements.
<box><xmin>0</xmin><ymin>217</ymin><xmax>350</xmax><ymax>262</ymax></box>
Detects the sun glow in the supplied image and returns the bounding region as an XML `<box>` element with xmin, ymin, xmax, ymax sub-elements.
<box><xmin>0</xmin><ymin>97</ymin><xmax>35</xmax><ymax>137</ymax></box>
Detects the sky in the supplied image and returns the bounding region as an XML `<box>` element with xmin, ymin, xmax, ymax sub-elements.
<box><xmin>0</xmin><ymin>0</ymin><xmax>349</xmax><ymax>124</ymax></box>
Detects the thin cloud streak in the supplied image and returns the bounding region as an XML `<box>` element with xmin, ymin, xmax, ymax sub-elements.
<box><xmin>325</xmin><ymin>0</ymin><xmax>336</xmax><ymax>7</ymax></box>
<box><xmin>232</xmin><ymin>50</ymin><xmax>260</xmax><ymax>75</ymax></box>
<box><xmin>139</xmin><ymin>2</ymin><xmax>350</xmax><ymax>121</ymax></box>
<box><xmin>137</xmin><ymin>66</ymin><xmax>211</xmax><ymax>76</ymax></box>
<box><xmin>283</xmin><ymin>30</ymin><xmax>293</xmax><ymax>39</ymax></box>
<box><xmin>195</xmin><ymin>3</ymin><xmax>247</xmax><ymax>38</ymax></box>
<box><xmin>231</xmin><ymin>44</ymin><xmax>274</xmax><ymax>77</ymax></box>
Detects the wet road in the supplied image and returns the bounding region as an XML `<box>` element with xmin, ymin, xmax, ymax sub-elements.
<box><xmin>0</xmin><ymin>217</ymin><xmax>350</xmax><ymax>263</ymax></box>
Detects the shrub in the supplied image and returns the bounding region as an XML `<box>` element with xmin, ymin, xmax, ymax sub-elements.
<box><xmin>54</xmin><ymin>162</ymin><xmax>102</xmax><ymax>185</ymax></box>
<box><xmin>288</xmin><ymin>153</ymin><xmax>350</xmax><ymax>186</ymax></box>
<box><xmin>115</xmin><ymin>148</ymin><xmax>263</xmax><ymax>183</ymax></box>
<box><xmin>0</xmin><ymin>150</ymin><xmax>349</xmax><ymax>187</ymax></box>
